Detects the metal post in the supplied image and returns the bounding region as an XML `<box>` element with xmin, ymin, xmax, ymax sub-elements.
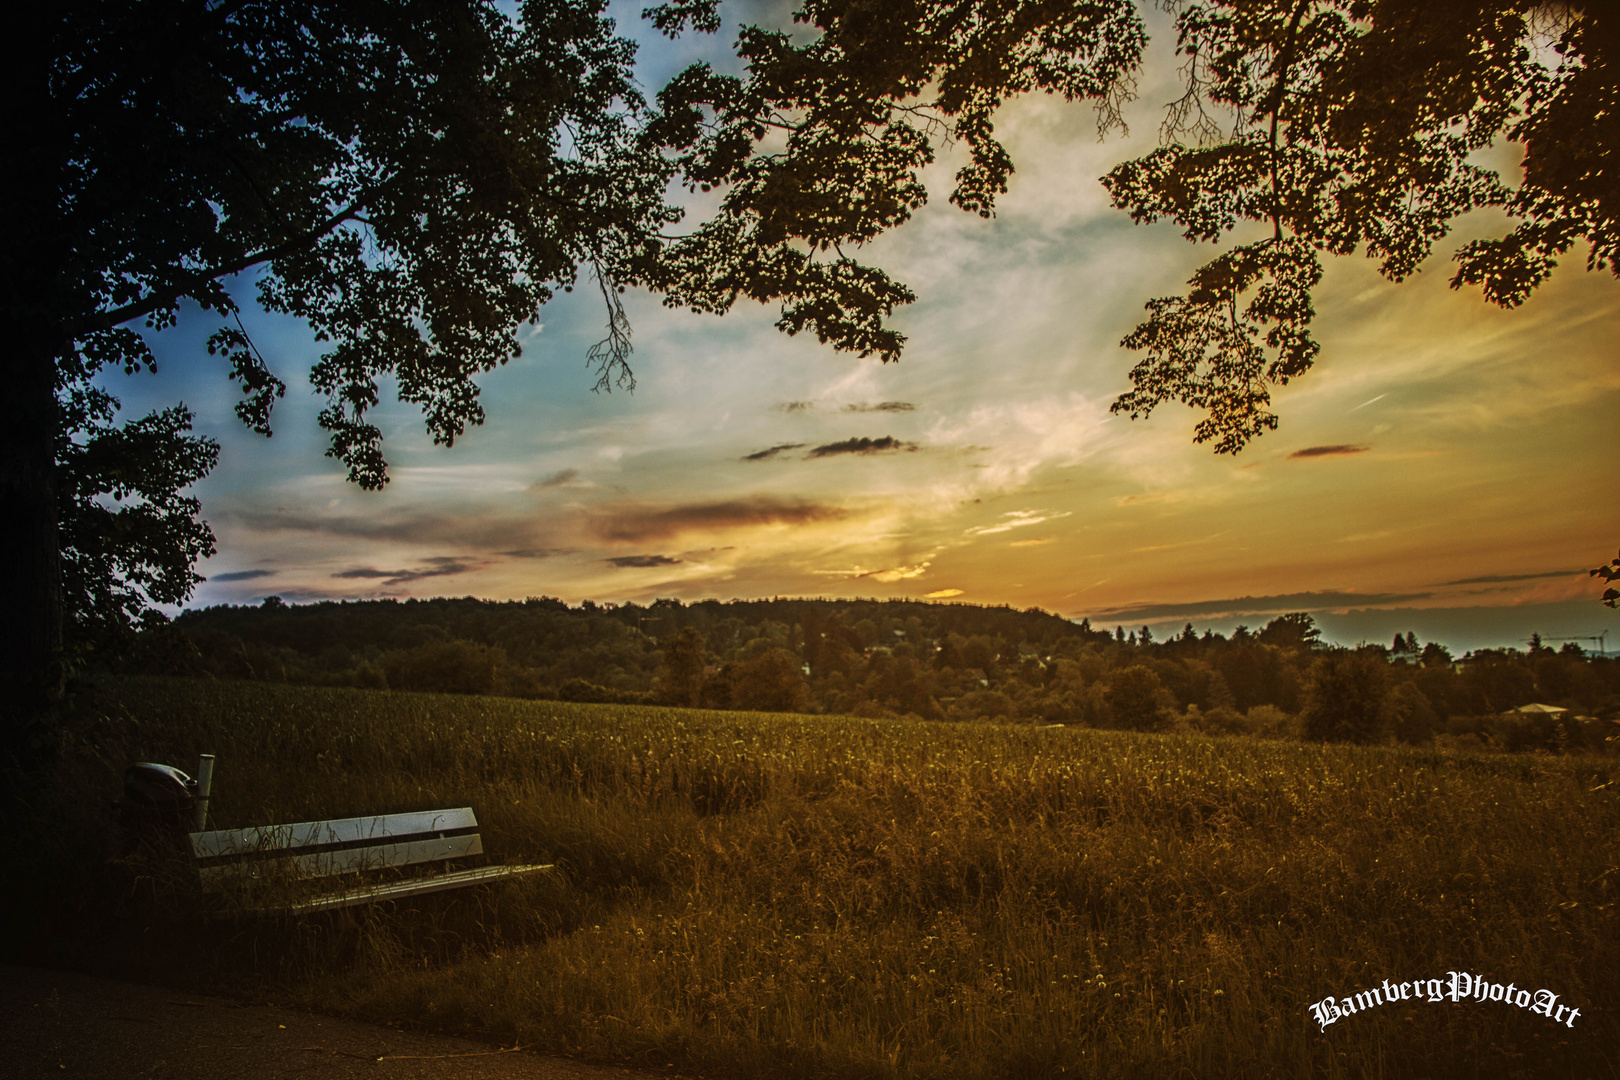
<box><xmin>194</xmin><ymin>753</ymin><xmax>215</xmax><ymax>832</ymax></box>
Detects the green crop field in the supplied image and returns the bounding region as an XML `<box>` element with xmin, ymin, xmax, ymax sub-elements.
<box><xmin>16</xmin><ymin>677</ymin><xmax>1620</xmax><ymax>1078</ymax></box>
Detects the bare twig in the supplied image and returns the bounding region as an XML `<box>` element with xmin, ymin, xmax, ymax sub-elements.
<box><xmin>587</xmin><ymin>260</ymin><xmax>635</xmax><ymax>394</ymax></box>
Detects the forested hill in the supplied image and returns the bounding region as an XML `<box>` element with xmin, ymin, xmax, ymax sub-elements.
<box><xmin>142</xmin><ymin>595</ymin><xmax>1086</xmax><ymax>697</ymax></box>
<box><xmin>134</xmin><ymin>596</ymin><xmax>1619</xmax><ymax>753</ymax></box>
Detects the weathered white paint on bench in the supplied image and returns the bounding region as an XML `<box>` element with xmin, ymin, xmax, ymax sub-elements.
<box><xmin>270</xmin><ymin>863</ymin><xmax>546</xmax><ymax>915</ymax></box>
<box><xmin>194</xmin><ymin>832</ymin><xmax>488</xmax><ymax>889</ymax></box>
<box><xmin>187</xmin><ymin>805</ymin><xmax>552</xmax><ymax>916</ymax></box>
<box><xmin>191</xmin><ymin>807</ymin><xmax>479</xmax><ymax>859</ymax></box>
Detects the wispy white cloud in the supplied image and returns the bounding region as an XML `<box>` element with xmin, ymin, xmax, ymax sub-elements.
<box><xmin>966</xmin><ymin>509</ymin><xmax>1072</xmax><ymax>535</ymax></box>
<box><xmin>924</xmin><ymin>394</ymin><xmax>1114</xmax><ymax>498</ymax></box>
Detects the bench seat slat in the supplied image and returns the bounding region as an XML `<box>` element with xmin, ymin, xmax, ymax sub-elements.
<box><xmin>190</xmin><ymin>807</ymin><xmax>479</xmax><ymax>859</ymax></box>
<box><xmin>237</xmin><ymin>863</ymin><xmax>555</xmax><ymax>917</ymax></box>
<box><xmin>196</xmin><ymin>833</ymin><xmax>485</xmax><ymax>890</ymax></box>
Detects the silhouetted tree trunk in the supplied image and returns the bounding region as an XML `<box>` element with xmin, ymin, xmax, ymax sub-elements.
<box><xmin>0</xmin><ymin>352</ymin><xmax>64</xmax><ymax>742</ymax></box>
<box><xmin>2</xmin><ymin>15</ymin><xmax>66</xmax><ymax>761</ymax></box>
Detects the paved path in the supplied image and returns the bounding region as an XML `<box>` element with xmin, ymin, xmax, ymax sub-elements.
<box><xmin>0</xmin><ymin>966</ymin><xmax>678</xmax><ymax>1080</ymax></box>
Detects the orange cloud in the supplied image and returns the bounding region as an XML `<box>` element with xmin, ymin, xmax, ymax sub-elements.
<box><xmin>588</xmin><ymin>498</ymin><xmax>848</xmax><ymax>543</ymax></box>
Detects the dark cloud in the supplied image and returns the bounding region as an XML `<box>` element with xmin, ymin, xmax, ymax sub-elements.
<box><xmin>225</xmin><ymin>506</ymin><xmax>558</xmax><ymax>551</ymax></box>
<box><xmin>843</xmin><ymin>401</ymin><xmax>916</xmax><ymax>413</ymax></box>
<box><xmin>775</xmin><ymin>401</ymin><xmax>814</xmax><ymax>413</ymax></box>
<box><xmin>1084</xmin><ymin>590</ymin><xmax>1434</xmax><ymax>622</ymax></box>
<box><xmin>500</xmin><ymin>548</ymin><xmax>567</xmax><ymax>559</ymax></box>
<box><xmin>1440</xmin><ymin>569</ymin><xmax>1583</xmax><ymax>586</ymax></box>
<box><xmin>605</xmin><ymin>554</ymin><xmax>682</xmax><ymax>568</ymax></box>
<box><xmin>742</xmin><ymin>443</ymin><xmax>806</xmax><ymax>462</ymax></box>
<box><xmin>211</xmin><ymin>569</ymin><xmax>277</xmax><ymax>582</ymax></box>
<box><xmin>589</xmin><ymin>497</ymin><xmax>847</xmax><ymax>542</ymax></box>
<box><xmin>332</xmin><ymin>557</ymin><xmax>476</xmax><ymax>586</ymax></box>
<box><xmin>1289</xmin><ymin>445</ymin><xmax>1369</xmax><ymax>459</ymax></box>
<box><xmin>807</xmin><ymin>436</ymin><xmax>917</xmax><ymax>458</ymax></box>
<box><xmin>229</xmin><ymin>507</ymin><xmax>428</xmax><ymax>541</ymax></box>
<box><xmin>532</xmin><ymin>468</ymin><xmax>579</xmax><ymax>490</ymax></box>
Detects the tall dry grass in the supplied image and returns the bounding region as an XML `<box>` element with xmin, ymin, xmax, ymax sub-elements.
<box><xmin>14</xmin><ymin>676</ymin><xmax>1618</xmax><ymax>1079</ymax></box>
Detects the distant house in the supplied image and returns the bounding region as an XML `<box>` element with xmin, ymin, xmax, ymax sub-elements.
<box><xmin>1511</xmin><ymin>703</ymin><xmax>1570</xmax><ymax>718</ymax></box>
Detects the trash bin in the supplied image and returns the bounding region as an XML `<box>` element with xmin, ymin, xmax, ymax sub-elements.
<box><xmin>120</xmin><ymin>762</ymin><xmax>197</xmax><ymax>835</ymax></box>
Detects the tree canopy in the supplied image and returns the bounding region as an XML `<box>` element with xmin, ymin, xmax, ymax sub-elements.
<box><xmin>52</xmin><ymin>0</ymin><xmax>679</xmax><ymax>491</ymax></box>
<box><xmin>651</xmin><ymin>0</ymin><xmax>1614</xmax><ymax>450</ymax></box>
<box><xmin>6</xmin><ymin>1</ymin><xmax>688</xmax><ymax>735</ymax></box>
<box><xmin>638</xmin><ymin>0</ymin><xmax>1146</xmax><ymax>359</ymax></box>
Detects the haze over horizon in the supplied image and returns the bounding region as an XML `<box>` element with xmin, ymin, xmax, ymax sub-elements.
<box><xmin>100</xmin><ymin>2</ymin><xmax>1618</xmax><ymax>657</ymax></box>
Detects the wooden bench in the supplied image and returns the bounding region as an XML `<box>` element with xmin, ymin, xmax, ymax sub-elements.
<box><xmin>188</xmin><ymin>806</ymin><xmax>554</xmax><ymax>917</ymax></box>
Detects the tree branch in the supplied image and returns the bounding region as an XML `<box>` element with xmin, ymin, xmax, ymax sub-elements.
<box><xmin>71</xmin><ymin>203</ymin><xmax>362</xmax><ymax>341</ymax></box>
<box><xmin>1266</xmin><ymin>0</ymin><xmax>1313</xmax><ymax>241</ymax></box>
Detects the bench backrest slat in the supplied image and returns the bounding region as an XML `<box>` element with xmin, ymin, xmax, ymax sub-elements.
<box><xmin>196</xmin><ymin>832</ymin><xmax>485</xmax><ymax>890</ymax></box>
<box><xmin>190</xmin><ymin>807</ymin><xmax>479</xmax><ymax>860</ymax></box>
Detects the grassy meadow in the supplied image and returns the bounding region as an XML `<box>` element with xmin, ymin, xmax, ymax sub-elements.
<box><xmin>15</xmin><ymin>676</ymin><xmax>1620</xmax><ymax>1079</ymax></box>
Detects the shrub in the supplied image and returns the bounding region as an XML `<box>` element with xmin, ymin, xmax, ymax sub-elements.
<box><xmin>730</xmin><ymin>648</ymin><xmax>808</xmax><ymax>713</ymax></box>
<box><xmin>1302</xmin><ymin>650</ymin><xmax>1390</xmax><ymax>743</ymax></box>
<box><xmin>1184</xmin><ymin>704</ymin><xmax>1248</xmax><ymax>736</ymax></box>
<box><xmin>1384</xmin><ymin>681</ymin><xmax>1441</xmax><ymax>744</ymax></box>
<box><xmin>1104</xmin><ymin>665</ymin><xmax>1175</xmax><ymax>731</ymax></box>
<box><xmin>1245</xmin><ymin>704</ymin><xmax>1301</xmax><ymax>740</ymax></box>
<box><xmin>558</xmin><ymin>678</ymin><xmax>653</xmax><ymax>705</ymax></box>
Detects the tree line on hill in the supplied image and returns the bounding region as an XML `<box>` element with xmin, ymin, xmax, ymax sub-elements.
<box><xmin>132</xmin><ymin>596</ymin><xmax>1620</xmax><ymax>754</ymax></box>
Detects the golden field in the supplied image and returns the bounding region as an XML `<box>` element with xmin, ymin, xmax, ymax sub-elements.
<box><xmin>15</xmin><ymin>677</ymin><xmax>1618</xmax><ymax>1079</ymax></box>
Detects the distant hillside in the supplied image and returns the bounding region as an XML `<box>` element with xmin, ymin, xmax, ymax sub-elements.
<box><xmin>132</xmin><ymin>595</ymin><xmax>1620</xmax><ymax>752</ymax></box>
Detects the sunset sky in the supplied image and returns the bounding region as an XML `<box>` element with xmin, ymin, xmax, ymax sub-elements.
<box><xmin>104</xmin><ymin>2</ymin><xmax>1618</xmax><ymax>654</ymax></box>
